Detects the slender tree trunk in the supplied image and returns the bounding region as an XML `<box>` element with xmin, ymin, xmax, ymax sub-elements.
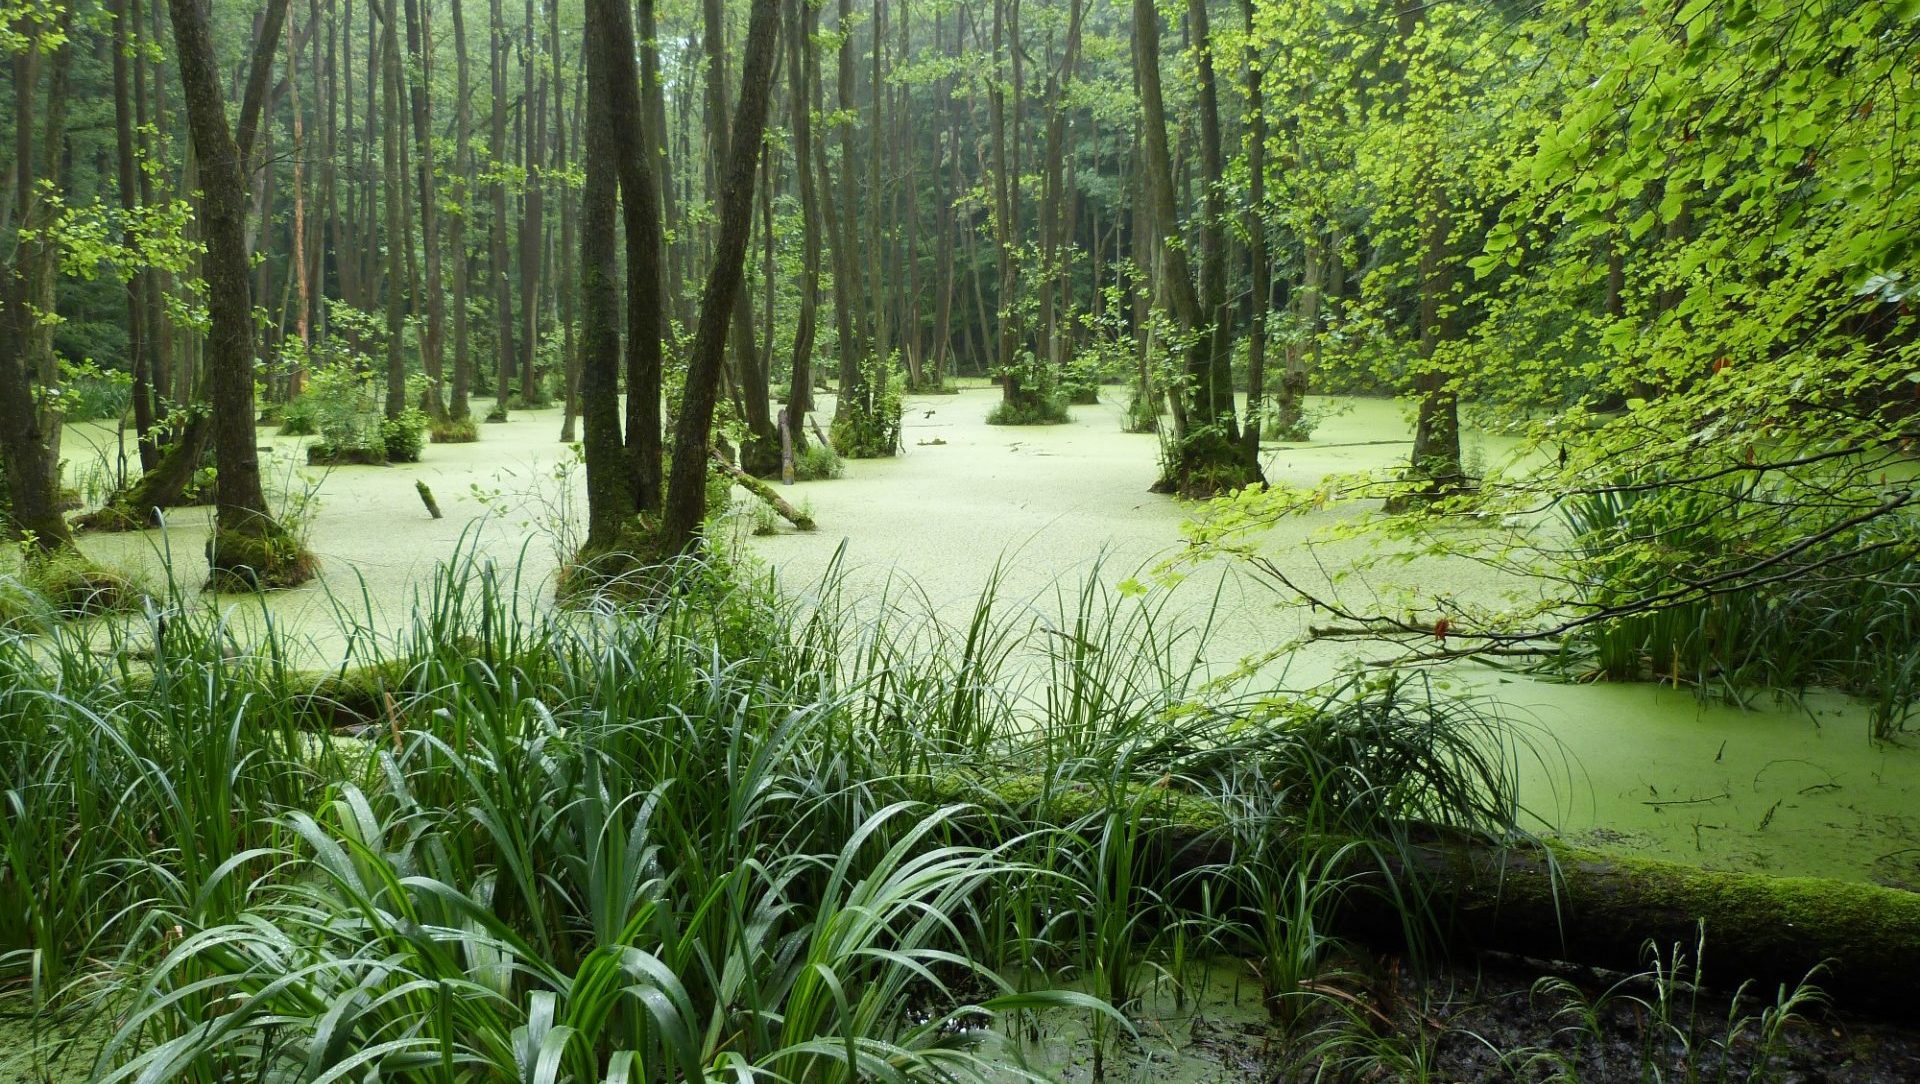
<box><xmin>489</xmin><ymin>0</ymin><xmax>515</xmax><ymax>412</ymax></box>
<box><xmin>635</xmin><ymin>0</ymin><xmax>680</xmax><ymax>323</ymax></box>
<box><xmin>404</xmin><ymin>0</ymin><xmax>446</xmax><ymax>418</ymax></box>
<box><xmin>1393</xmin><ymin>0</ymin><xmax>1462</xmax><ymax>503</ymax></box>
<box><xmin>448</xmin><ymin>0</ymin><xmax>475</xmax><ymax>423</ymax></box>
<box><xmin>557</xmin><ymin>0</ymin><xmax>581</xmax><ymax>442</ymax></box>
<box><xmin>113</xmin><ymin>0</ymin><xmax>160</xmax><ymax>472</ymax></box>
<box><xmin>782</xmin><ymin>0</ymin><xmax>819</xmax><ymax>429</ymax></box>
<box><xmin>703</xmin><ymin>0</ymin><xmax>777</xmax><ymax>472</ymax></box>
<box><xmin>987</xmin><ymin>0</ymin><xmax>1019</xmax><ymax>405</ymax></box>
<box><xmin>660</xmin><ymin>0</ymin><xmax>781</xmax><ymax>552</ymax></box>
<box><xmin>613</xmin><ymin>0</ymin><xmax>666</xmax><ymax>511</ymax></box>
<box><xmin>0</xmin><ymin>14</ymin><xmax>76</xmax><ymax>552</ymax></box>
<box><xmin>517</xmin><ymin>0</ymin><xmax>547</xmax><ymax>406</ymax></box>
<box><xmin>1239</xmin><ymin>0</ymin><xmax>1268</xmax><ymax>461</ymax></box>
<box><xmin>288</xmin><ymin>10</ymin><xmax>311</xmax><ymax>398</ymax></box>
<box><xmin>381</xmin><ymin>0</ymin><xmax>408</xmax><ymax>418</ymax></box>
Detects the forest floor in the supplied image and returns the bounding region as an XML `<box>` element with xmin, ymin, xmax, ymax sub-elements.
<box><xmin>58</xmin><ymin>386</ymin><xmax>1920</xmax><ymax>885</ymax></box>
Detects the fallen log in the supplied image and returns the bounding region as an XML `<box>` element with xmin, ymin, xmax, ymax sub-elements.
<box><xmin>948</xmin><ymin>776</ymin><xmax>1920</xmax><ymax>1013</ymax></box>
<box><xmin>710</xmin><ymin>449</ymin><xmax>815</xmax><ymax>530</ymax></box>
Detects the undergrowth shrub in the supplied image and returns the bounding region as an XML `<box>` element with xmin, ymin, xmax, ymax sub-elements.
<box><xmin>430</xmin><ymin>415</ymin><xmax>480</xmax><ymax>443</ymax></box>
<box><xmin>380</xmin><ymin>406</ymin><xmax>430</xmax><ymax>463</ymax></box>
<box><xmin>51</xmin><ymin>360</ymin><xmax>133</xmax><ymax>422</ymax></box>
<box><xmin>830</xmin><ymin>351</ymin><xmax>904</xmax><ymax>456</ymax></box>
<box><xmin>987</xmin><ymin>349</ymin><xmax>1072</xmax><ymax>425</ymax></box>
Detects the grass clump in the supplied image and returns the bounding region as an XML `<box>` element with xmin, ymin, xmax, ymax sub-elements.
<box><xmin>0</xmin><ymin>545</ymin><xmax>137</xmax><ymax>628</ymax></box>
<box><xmin>1562</xmin><ymin>471</ymin><xmax>1920</xmax><ymax>735</ymax></box>
<box><xmin>986</xmin><ymin>393</ymin><xmax>1072</xmax><ymax>426</ymax></box>
<box><xmin>430</xmin><ymin>415</ymin><xmax>481</xmax><ymax>443</ymax></box>
<box><xmin>793</xmin><ymin>439</ymin><xmax>844</xmax><ymax>480</ymax></box>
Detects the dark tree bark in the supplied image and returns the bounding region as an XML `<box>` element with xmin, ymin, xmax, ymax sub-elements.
<box><xmin>1239</xmin><ymin>0</ymin><xmax>1269</xmax><ymax>464</ymax></box>
<box><xmin>0</xmin><ymin>12</ymin><xmax>77</xmax><ymax>552</ymax></box>
<box><xmin>113</xmin><ymin>0</ymin><xmax>161</xmax><ymax>473</ymax></box>
<box><xmin>556</xmin><ymin>0</ymin><xmax>581</xmax><ymax>443</ymax></box>
<box><xmin>612</xmin><ymin>0</ymin><xmax>666</xmax><ymax>513</ymax></box>
<box><xmin>579</xmin><ymin>0</ymin><xmax>634</xmax><ymax>552</ymax></box>
<box><xmin>701</xmin><ymin>0</ymin><xmax>778</xmax><ymax>474</ymax></box>
<box><xmin>489</xmin><ymin>0</ymin><xmax>515</xmax><ymax>413</ymax></box>
<box><xmin>635</xmin><ymin>0</ymin><xmax>680</xmax><ymax>320</ymax></box>
<box><xmin>659</xmin><ymin>0</ymin><xmax>782</xmax><ymax>553</ymax></box>
<box><xmin>782</xmin><ymin>0</ymin><xmax>820</xmax><ymax>435</ymax></box>
<box><xmin>517</xmin><ymin>0</ymin><xmax>547</xmax><ymax>406</ymax></box>
<box><xmin>448</xmin><ymin>0</ymin><xmax>476</xmax><ymax>423</ymax></box>
<box><xmin>380</xmin><ymin>0</ymin><xmax>408</xmax><ymax>419</ymax></box>
<box><xmin>1132</xmin><ymin>0</ymin><xmax>1258</xmax><ymax>496</ymax></box>
<box><xmin>166</xmin><ymin>0</ymin><xmax>314</xmax><ymax>587</ymax></box>
<box><xmin>403</xmin><ymin>0</ymin><xmax>446</xmax><ymax>419</ymax></box>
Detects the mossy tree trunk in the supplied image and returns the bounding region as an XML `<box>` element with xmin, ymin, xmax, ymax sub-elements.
<box><xmin>167</xmin><ymin>0</ymin><xmax>314</xmax><ymax>589</ymax></box>
<box><xmin>0</xmin><ymin>11</ymin><xmax>76</xmax><ymax>554</ymax></box>
<box><xmin>1132</xmin><ymin>0</ymin><xmax>1261</xmax><ymax>497</ymax></box>
<box><xmin>658</xmin><ymin>0</ymin><xmax>781</xmax><ymax>554</ymax></box>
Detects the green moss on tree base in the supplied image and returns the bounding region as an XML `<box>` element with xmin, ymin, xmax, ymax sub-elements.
<box><xmin>205</xmin><ymin>523</ymin><xmax>317</xmax><ymax>592</ymax></box>
<box><xmin>430</xmin><ymin>417</ymin><xmax>481</xmax><ymax>444</ymax></box>
<box><xmin>1153</xmin><ymin>431</ymin><xmax>1263</xmax><ymax>499</ymax></box>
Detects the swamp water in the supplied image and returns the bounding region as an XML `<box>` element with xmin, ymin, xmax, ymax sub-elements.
<box><xmin>58</xmin><ymin>388</ymin><xmax>1920</xmax><ymax>888</ymax></box>
<box><xmin>17</xmin><ymin>390</ymin><xmax>1919</xmax><ymax>1083</ymax></box>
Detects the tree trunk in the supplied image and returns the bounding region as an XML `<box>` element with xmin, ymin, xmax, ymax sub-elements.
<box><xmin>659</xmin><ymin>0</ymin><xmax>781</xmax><ymax>553</ymax></box>
<box><xmin>556</xmin><ymin>0</ymin><xmax>580</xmax><ymax>443</ymax></box>
<box><xmin>1132</xmin><ymin>0</ymin><xmax>1257</xmax><ymax>495</ymax></box>
<box><xmin>0</xmin><ymin>14</ymin><xmax>76</xmax><ymax>553</ymax></box>
<box><xmin>113</xmin><ymin>0</ymin><xmax>161</xmax><ymax>473</ymax></box>
<box><xmin>782</xmin><ymin>0</ymin><xmax>819</xmax><ymax>432</ymax></box>
<box><xmin>403</xmin><ymin>0</ymin><xmax>446</xmax><ymax>419</ymax></box>
<box><xmin>166</xmin><ymin>0</ymin><xmax>313</xmax><ymax>587</ymax></box>
<box><xmin>381</xmin><ymin>0</ymin><xmax>408</xmax><ymax>419</ymax></box>
<box><xmin>1238</xmin><ymin>0</ymin><xmax>1269</xmax><ymax>462</ymax></box>
<box><xmin>517</xmin><ymin>0</ymin><xmax>547</xmax><ymax>407</ymax></box>
<box><xmin>636</xmin><ymin>0</ymin><xmax>681</xmax><ymax>323</ymax></box>
<box><xmin>613</xmin><ymin>2</ymin><xmax>666</xmax><ymax>513</ymax></box>
<box><xmin>447</xmin><ymin>0</ymin><xmax>475</xmax><ymax>424</ymax></box>
<box><xmin>489</xmin><ymin>0</ymin><xmax>514</xmax><ymax>414</ymax></box>
<box><xmin>579</xmin><ymin>0</ymin><xmax>635</xmax><ymax>552</ymax></box>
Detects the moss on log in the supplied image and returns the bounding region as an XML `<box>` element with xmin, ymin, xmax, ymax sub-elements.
<box><xmin>946</xmin><ymin>774</ymin><xmax>1920</xmax><ymax>1012</ymax></box>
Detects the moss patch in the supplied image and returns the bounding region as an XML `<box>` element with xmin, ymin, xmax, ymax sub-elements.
<box><xmin>205</xmin><ymin>522</ymin><xmax>318</xmax><ymax>592</ymax></box>
<box><xmin>430</xmin><ymin>417</ymin><xmax>481</xmax><ymax>444</ymax></box>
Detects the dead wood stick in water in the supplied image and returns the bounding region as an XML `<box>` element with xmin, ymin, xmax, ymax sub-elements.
<box><xmin>415</xmin><ymin>480</ymin><xmax>443</xmax><ymax>519</ymax></box>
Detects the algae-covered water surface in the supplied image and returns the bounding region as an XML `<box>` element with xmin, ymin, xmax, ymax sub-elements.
<box><xmin>58</xmin><ymin>389</ymin><xmax>1920</xmax><ymax>886</ymax></box>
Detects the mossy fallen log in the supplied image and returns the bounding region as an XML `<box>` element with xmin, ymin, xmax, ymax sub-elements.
<box><xmin>711</xmin><ymin>450</ymin><xmax>815</xmax><ymax>530</ymax></box>
<box><xmin>948</xmin><ymin>776</ymin><xmax>1920</xmax><ymax>1012</ymax></box>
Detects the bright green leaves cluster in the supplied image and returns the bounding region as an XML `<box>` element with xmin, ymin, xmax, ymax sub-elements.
<box><xmin>1187</xmin><ymin>0</ymin><xmax>1919</xmax><ymax>662</ymax></box>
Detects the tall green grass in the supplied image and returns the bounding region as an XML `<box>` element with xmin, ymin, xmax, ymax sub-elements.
<box><xmin>1560</xmin><ymin>474</ymin><xmax>1920</xmax><ymax>736</ymax></box>
<box><xmin>2</xmin><ymin>551</ymin><xmax>1530</xmax><ymax>1081</ymax></box>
